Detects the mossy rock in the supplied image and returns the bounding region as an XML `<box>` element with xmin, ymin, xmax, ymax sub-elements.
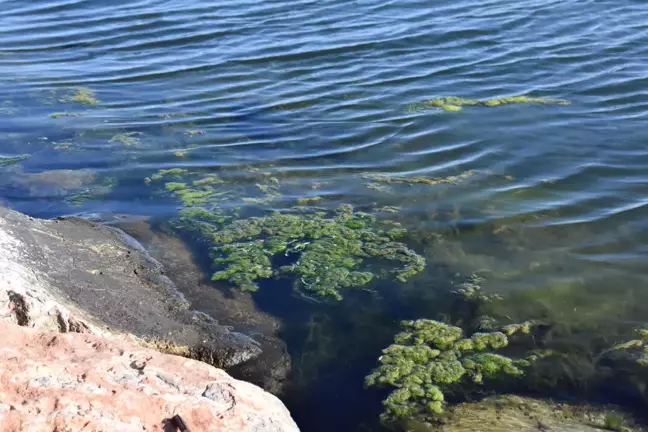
<box><xmin>432</xmin><ymin>395</ymin><xmax>644</xmax><ymax>432</ymax></box>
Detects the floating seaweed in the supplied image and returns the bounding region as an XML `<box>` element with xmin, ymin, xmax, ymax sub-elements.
<box><xmin>405</xmin><ymin>95</ymin><xmax>570</xmax><ymax>113</ymax></box>
<box><xmin>363</xmin><ymin>170</ymin><xmax>476</xmax><ymax>188</ymax></box>
<box><xmin>0</xmin><ymin>154</ymin><xmax>30</xmax><ymax>167</ymax></box>
<box><xmin>109</xmin><ymin>132</ymin><xmax>143</xmax><ymax>146</ymax></box>
<box><xmin>296</xmin><ymin>196</ymin><xmax>322</xmax><ymax>206</ymax></box>
<box><xmin>50</xmin><ymin>112</ymin><xmax>84</xmax><ymax>119</ymax></box>
<box><xmin>365</xmin><ymin>319</ymin><xmax>537</xmax><ymax>424</ymax></box>
<box><xmin>175</xmin><ymin>204</ymin><xmax>425</xmax><ymax>300</ymax></box>
<box><xmin>149</xmin><ymin>168</ymin><xmax>189</xmax><ymax>181</ymax></box>
<box><xmin>59</xmin><ymin>87</ymin><xmax>100</xmax><ymax>106</ymax></box>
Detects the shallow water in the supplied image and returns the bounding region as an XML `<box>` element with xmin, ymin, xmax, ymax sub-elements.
<box><xmin>2</xmin><ymin>0</ymin><xmax>648</xmax><ymax>430</ymax></box>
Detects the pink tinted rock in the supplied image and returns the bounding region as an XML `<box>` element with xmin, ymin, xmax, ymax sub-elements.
<box><xmin>0</xmin><ymin>321</ymin><xmax>299</xmax><ymax>432</ymax></box>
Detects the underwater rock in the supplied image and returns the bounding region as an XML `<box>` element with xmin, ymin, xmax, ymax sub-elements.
<box><xmin>6</xmin><ymin>167</ymin><xmax>97</xmax><ymax>197</ymax></box>
<box><xmin>115</xmin><ymin>219</ymin><xmax>292</xmax><ymax>394</ymax></box>
<box><xmin>0</xmin><ymin>320</ymin><xmax>299</xmax><ymax>431</ymax></box>
<box><xmin>0</xmin><ymin>206</ymin><xmax>264</xmax><ymax>371</ymax></box>
<box><xmin>435</xmin><ymin>395</ymin><xmax>644</xmax><ymax>432</ymax></box>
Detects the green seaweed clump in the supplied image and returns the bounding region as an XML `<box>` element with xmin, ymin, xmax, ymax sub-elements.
<box><xmin>365</xmin><ymin>319</ymin><xmax>538</xmax><ymax>424</ymax></box>
<box><xmin>605</xmin><ymin>327</ymin><xmax>648</xmax><ymax>367</ymax></box>
<box><xmin>405</xmin><ymin>95</ymin><xmax>570</xmax><ymax>113</ymax></box>
<box><xmin>50</xmin><ymin>112</ymin><xmax>84</xmax><ymax>119</ymax></box>
<box><xmin>363</xmin><ymin>170</ymin><xmax>476</xmax><ymax>187</ymax></box>
<box><xmin>59</xmin><ymin>87</ymin><xmax>100</xmax><ymax>105</ymax></box>
<box><xmin>0</xmin><ymin>154</ymin><xmax>30</xmax><ymax>167</ymax></box>
<box><xmin>109</xmin><ymin>132</ymin><xmax>142</xmax><ymax>146</ymax></box>
<box><xmin>201</xmin><ymin>204</ymin><xmax>424</xmax><ymax>300</ymax></box>
<box><xmin>149</xmin><ymin>168</ymin><xmax>189</xmax><ymax>181</ymax></box>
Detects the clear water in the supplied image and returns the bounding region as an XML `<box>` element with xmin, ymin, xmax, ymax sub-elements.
<box><xmin>2</xmin><ymin>0</ymin><xmax>648</xmax><ymax>430</ymax></box>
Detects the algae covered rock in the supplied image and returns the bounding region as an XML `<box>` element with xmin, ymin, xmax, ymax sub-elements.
<box><xmin>182</xmin><ymin>204</ymin><xmax>425</xmax><ymax>301</ymax></box>
<box><xmin>365</xmin><ymin>319</ymin><xmax>537</xmax><ymax>424</ymax></box>
<box><xmin>436</xmin><ymin>395</ymin><xmax>644</xmax><ymax>432</ymax></box>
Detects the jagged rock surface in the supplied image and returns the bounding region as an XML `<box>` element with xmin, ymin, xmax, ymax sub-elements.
<box><xmin>0</xmin><ymin>321</ymin><xmax>299</xmax><ymax>432</ymax></box>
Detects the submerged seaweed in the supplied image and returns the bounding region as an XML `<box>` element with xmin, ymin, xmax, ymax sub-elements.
<box><xmin>363</xmin><ymin>171</ymin><xmax>476</xmax><ymax>188</ymax></box>
<box><xmin>177</xmin><ymin>204</ymin><xmax>425</xmax><ymax>300</ymax></box>
<box><xmin>365</xmin><ymin>319</ymin><xmax>537</xmax><ymax>424</ymax></box>
<box><xmin>405</xmin><ymin>95</ymin><xmax>570</xmax><ymax>113</ymax></box>
<box><xmin>0</xmin><ymin>154</ymin><xmax>30</xmax><ymax>167</ymax></box>
<box><xmin>59</xmin><ymin>87</ymin><xmax>100</xmax><ymax>106</ymax></box>
<box><xmin>109</xmin><ymin>132</ymin><xmax>143</xmax><ymax>146</ymax></box>
<box><xmin>50</xmin><ymin>112</ymin><xmax>84</xmax><ymax>119</ymax></box>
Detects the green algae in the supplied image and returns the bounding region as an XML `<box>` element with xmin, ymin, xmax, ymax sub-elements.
<box><xmin>150</xmin><ymin>168</ymin><xmax>189</xmax><ymax>181</ymax></box>
<box><xmin>365</xmin><ymin>319</ymin><xmax>537</xmax><ymax>424</ymax></box>
<box><xmin>0</xmin><ymin>154</ymin><xmax>30</xmax><ymax>167</ymax></box>
<box><xmin>109</xmin><ymin>132</ymin><xmax>142</xmax><ymax>146</ymax></box>
<box><xmin>604</xmin><ymin>327</ymin><xmax>648</xmax><ymax>367</ymax></box>
<box><xmin>63</xmin><ymin>177</ymin><xmax>117</xmax><ymax>207</ymax></box>
<box><xmin>363</xmin><ymin>170</ymin><xmax>476</xmax><ymax>187</ymax></box>
<box><xmin>147</xmin><ymin>169</ymin><xmax>423</xmax><ymax>300</ymax></box>
<box><xmin>50</xmin><ymin>112</ymin><xmax>84</xmax><ymax>119</ymax></box>
<box><xmin>375</xmin><ymin>206</ymin><xmax>402</xmax><ymax>214</ymax></box>
<box><xmin>297</xmin><ymin>196</ymin><xmax>322</xmax><ymax>205</ymax></box>
<box><xmin>59</xmin><ymin>87</ymin><xmax>99</xmax><ymax>105</ymax></box>
<box><xmin>193</xmin><ymin>174</ymin><xmax>225</xmax><ymax>186</ymax></box>
<box><xmin>405</xmin><ymin>95</ymin><xmax>570</xmax><ymax>113</ymax></box>
<box><xmin>180</xmin><ymin>204</ymin><xmax>425</xmax><ymax>300</ymax></box>
<box><xmin>453</xmin><ymin>274</ymin><xmax>504</xmax><ymax>304</ymax></box>
<box><xmin>165</xmin><ymin>182</ymin><xmax>187</xmax><ymax>192</ymax></box>
<box><xmin>64</xmin><ymin>189</ymin><xmax>94</xmax><ymax>206</ymax></box>
<box><xmin>366</xmin><ymin>182</ymin><xmax>390</xmax><ymax>192</ymax></box>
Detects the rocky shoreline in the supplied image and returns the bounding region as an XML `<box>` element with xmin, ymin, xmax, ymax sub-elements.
<box><xmin>0</xmin><ymin>205</ymin><xmax>298</xmax><ymax>431</ymax></box>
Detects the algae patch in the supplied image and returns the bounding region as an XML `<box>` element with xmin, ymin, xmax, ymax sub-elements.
<box><xmin>363</xmin><ymin>170</ymin><xmax>476</xmax><ymax>188</ymax></box>
<box><xmin>109</xmin><ymin>132</ymin><xmax>143</xmax><ymax>146</ymax></box>
<box><xmin>50</xmin><ymin>112</ymin><xmax>84</xmax><ymax>119</ymax></box>
<box><xmin>176</xmin><ymin>204</ymin><xmax>425</xmax><ymax>301</ymax></box>
<box><xmin>365</xmin><ymin>319</ymin><xmax>537</xmax><ymax>423</ymax></box>
<box><xmin>405</xmin><ymin>95</ymin><xmax>570</xmax><ymax>113</ymax></box>
<box><xmin>59</xmin><ymin>87</ymin><xmax>100</xmax><ymax>106</ymax></box>
<box><xmin>0</xmin><ymin>154</ymin><xmax>30</xmax><ymax>167</ymax></box>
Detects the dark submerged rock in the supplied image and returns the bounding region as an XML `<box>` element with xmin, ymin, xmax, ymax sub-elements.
<box><xmin>114</xmin><ymin>218</ymin><xmax>291</xmax><ymax>394</ymax></box>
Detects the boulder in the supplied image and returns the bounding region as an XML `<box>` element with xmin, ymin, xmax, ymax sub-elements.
<box><xmin>0</xmin><ymin>206</ymin><xmax>289</xmax><ymax>391</ymax></box>
<box><xmin>113</xmin><ymin>218</ymin><xmax>290</xmax><ymax>394</ymax></box>
<box><xmin>0</xmin><ymin>205</ymin><xmax>261</xmax><ymax>367</ymax></box>
<box><xmin>433</xmin><ymin>395</ymin><xmax>644</xmax><ymax>432</ymax></box>
<box><xmin>0</xmin><ymin>320</ymin><xmax>299</xmax><ymax>431</ymax></box>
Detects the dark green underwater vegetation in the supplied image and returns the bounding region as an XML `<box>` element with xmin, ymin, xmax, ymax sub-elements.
<box><xmin>6</xmin><ymin>82</ymin><xmax>643</xmax><ymax>430</ymax></box>
<box><xmin>207</xmin><ymin>204</ymin><xmax>424</xmax><ymax>300</ymax></box>
<box><xmin>365</xmin><ymin>318</ymin><xmax>538</xmax><ymax>423</ymax></box>
<box><xmin>142</xmin><ymin>157</ymin><xmax>648</xmax><ymax>431</ymax></box>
